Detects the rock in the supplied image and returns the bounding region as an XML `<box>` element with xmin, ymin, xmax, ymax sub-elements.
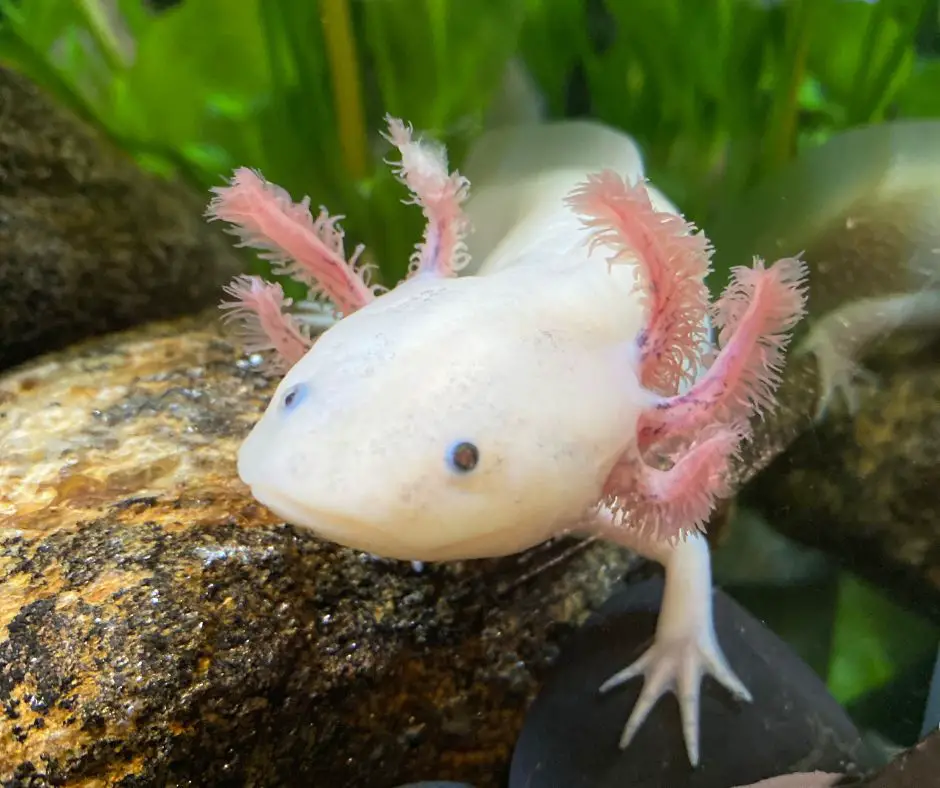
<box><xmin>509</xmin><ymin>575</ymin><xmax>878</xmax><ymax>788</ymax></box>
<box><xmin>740</xmin><ymin>349</ymin><xmax>940</xmax><ymax>621</ymax></box>
<box><xmin>0</xmin><ymin>312</ymin><xmax>640</xmax><ymax>787</ymax></box>
<box><xmin>0</xmin><ymin>65</ymin><xmax>241</xmax><ymax>372</ymax></box>
<box><xmin>855</xmin><ymin>727</ymin><xmax>940</xmax><ymax>787</ymax></box>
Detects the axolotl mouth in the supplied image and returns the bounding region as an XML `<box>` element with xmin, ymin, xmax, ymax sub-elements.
<box><xmin>244</xmin><ymin>482</ymin><xmax>396</xmax><ymax>555</ymax></box>
<box><xmin>243</xmin><ymin>481</ymin><xmax>552</xmax><ymax>563</ymax></box>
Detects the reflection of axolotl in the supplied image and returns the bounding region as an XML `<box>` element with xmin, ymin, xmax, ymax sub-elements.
<box><xmin>206</xmin><ymin>117</ymin><xmax>807</xmax><ymax>767</ymax></box>
<box><xmin>709</xmin><ymin>120</ymin><xmax>940</xmax><ymax>617</ymax></box>
<box><xmin>710</xmin><ymin>120</ymin><xmax>940</xmax><ymax>424</ymax></box>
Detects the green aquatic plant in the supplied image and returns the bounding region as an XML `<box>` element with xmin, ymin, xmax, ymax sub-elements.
<box><xmin>523</xmin><ymin>0</ymin><xmax>937</xmax><ymax>223</ymax></box>
<box><xmin>1</xmin><ymin>0</ymin><xmax>936</xmax><ymax>287</ymax></box>
<box><xmin>0</xmin><ymin>0</ymin><xmax>524</xmax><ymax>289</ymax></box>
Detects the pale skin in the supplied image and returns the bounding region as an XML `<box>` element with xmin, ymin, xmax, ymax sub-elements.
<box><xmin>207</xmin><ymin>117</ymin><xmax>808</xmax><ymax>768</ymax></box>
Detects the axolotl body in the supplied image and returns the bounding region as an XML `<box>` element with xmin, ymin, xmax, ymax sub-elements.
<box><xmin>207</xmin><ymin>117</ymin><xmax>808</xmax><ymax>767</ymax></box>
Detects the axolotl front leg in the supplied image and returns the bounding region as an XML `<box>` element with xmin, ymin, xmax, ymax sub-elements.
<box><xmin>585</xmin><ymin>515</ymin><xmax>750</xmax><ymax>767</ymax></box>
<box><xmin>562</xmin><ymin>173</ymin><xmax>807</xmax><ymax>765</ymax></box>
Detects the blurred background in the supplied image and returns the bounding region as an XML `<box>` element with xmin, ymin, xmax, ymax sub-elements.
<box><xmin>2</xmin><ymin>0</ymin><xmax>939</xmax><ymax>762</ymax></box>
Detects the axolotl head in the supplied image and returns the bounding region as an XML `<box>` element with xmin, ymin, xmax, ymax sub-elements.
<box><xmin>236</xmin><ymin>272</ymin><xmax>642</xmax><ymax>563</ymax></box>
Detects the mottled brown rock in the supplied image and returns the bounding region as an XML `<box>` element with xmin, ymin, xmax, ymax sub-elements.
<box><xmin>0</xmin><ymin>313</ymin><xmax>638</xmax><ymax>787</ymax></box>
<box><xmin>740</xmin><ymin>341</ymin><xmax>940</xmax><ymax>620</ymax></box>
<box><xmin>0</xmin><ymin>65</ymin><xmax>241</xmax><ymax>372</ymax></box>
<box><xmin>855</xmin><ymin>726</ymin><xmax>940</xmax><ymax>787</ymax></box>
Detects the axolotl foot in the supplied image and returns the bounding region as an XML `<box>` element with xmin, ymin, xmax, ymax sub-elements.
<box><xmin>586</xmin><ymin>524</ymin><xmax>753</xmax><ymax>769</ymax></box>
<box><xmin>599</xmin><ymin>599</ymin><xmax>751</xmax><ymax>767</ymax></box>
<box><xmin>808</xmin><ymin>343</ymin><xmax>878</xmax><ymax>422</ymax></box>
<box><xmin>797</xmin><ymin>321</ymin><xmax>879</xmax><ymax>422</ymax></box>
<box><xmin>794</xmin><ymin>290</ymin><xmax>940</xmax><ymax>423</ymax></box>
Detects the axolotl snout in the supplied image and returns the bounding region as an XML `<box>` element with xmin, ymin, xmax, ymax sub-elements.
<box><xmin>209</xmin><ymin>117</ymin><xmax>808</xmax><ymax>768</ymax></box>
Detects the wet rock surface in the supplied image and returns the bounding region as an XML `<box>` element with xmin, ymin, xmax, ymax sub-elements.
<box><xmin>509</xmin><ymin>574</ymin><xmax>879</xmax><ymax>788</ymax></box>
<box><xmin>0</xmin><ymin>312</ymin><xmax>639</xmax><ymax>787</ymax></box>
<box><xmin>0</xmin><ymin>65</ymin><xmax>240</xmax><ymax>372</ymax></box>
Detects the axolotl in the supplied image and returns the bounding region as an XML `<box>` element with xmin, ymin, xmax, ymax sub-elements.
<box><xmin>206</xmin><ymin>116</ymin><xmax>808</xmax><ymax>768</ymax></box>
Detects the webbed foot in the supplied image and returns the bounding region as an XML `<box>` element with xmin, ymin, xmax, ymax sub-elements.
<box><xmin>599</xmin><ymin>611</ymin><xmax>751</xmax><ymax>767</ymax></box>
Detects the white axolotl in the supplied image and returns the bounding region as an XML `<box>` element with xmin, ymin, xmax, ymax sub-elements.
<box><xmin>206</xmin><ymin>116</ymin><xmax>808</xmax><ymax>768</ymax></box>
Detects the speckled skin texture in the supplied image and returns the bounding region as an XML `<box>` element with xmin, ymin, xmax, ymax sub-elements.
<box><xmin>0</xmin><ymin>66</ymin><xmax>240</xmax><ymax>372</ymax></box>
<box><xmin>0</xmin><ymin>312</ymin><xmax>638</xmax><ymax>787</ymax></box>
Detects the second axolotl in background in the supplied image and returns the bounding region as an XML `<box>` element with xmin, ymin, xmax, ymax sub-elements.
<box><xmin>206</xmin><ymin>116</ymin><xmax>808</xmax><ymax>768</ymax></box>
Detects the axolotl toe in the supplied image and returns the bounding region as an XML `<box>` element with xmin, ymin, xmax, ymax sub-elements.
<box><xmin>207</xmin><ymin>116</ymin><xmax>808</xmax><ymax>768</ymax></box>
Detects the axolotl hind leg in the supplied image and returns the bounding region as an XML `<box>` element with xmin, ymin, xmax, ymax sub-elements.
<box><xmin>586</xmin><ymin>512</ymin><xmax>750</xmax><ymax>768</ymax></box>
<box><xmin>586</xmin><ymin>424</ymin><xmax>756</xmax><ymax>767</ymax></box>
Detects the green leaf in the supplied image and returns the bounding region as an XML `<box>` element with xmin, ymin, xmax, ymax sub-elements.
<box><xmin>516</xmin><ymin>0</ymin><xmax>590</xmax><ymax>116</ymax></box>
<box><xmin>0</xmin><ymin>0</ymin><xmax>117</xmax><ymax>120</ymax></box>
<box><xmin>2</xmin><ymin>0</ymin><xmax>935</xmax><ymax>291</ymax></box>
<box><xmin>828</xmin><ymin>574</ymin><xmax>937</xmax><ymax>704</ymax></box>
<box><xmin>0</xmin><ymin>5</ymin><xmax>105</xmax><ymax>131</ymax></box>
<box><xmin>115</xmin><ymin>0</ymin><xmax>156</xmax><ymax>41</ymax></box>
<box><xmin>108</xmin><ymin>0</ymin><xmax>271</xmax><ymax>147</ymax></box>
<box><xmin>895</xmin><ymin>58</ymin><xmax>940</xmax><ymax>116</ymax></box>
<box><xmin>360</xmin><ymin>0</ymin><xmax>527</xmax><ymax>135</ymax></box>
<box><xmin>808</xmin><ymin>0</ymin><xmax>925</xmax><ymax>124</ymax></box>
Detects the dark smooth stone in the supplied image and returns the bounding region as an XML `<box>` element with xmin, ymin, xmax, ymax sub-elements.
<box><xmin>0</xmin><ymin>65</ymin><xmax>240</xmax><ymax>372</ymax></box>
<box><xmin>510</xmin><ymin>575</ymin><xmax>880</xmax><ymax>788</ymax></box>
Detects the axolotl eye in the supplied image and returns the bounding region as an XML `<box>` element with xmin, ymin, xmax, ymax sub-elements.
<box><xmin>280</xmin><ymin>382</ymin><xmax>308</xmax><ymax>413</ymax></box>
<box><xmin>447</xmin><ymin>441</ymin><xmax>479</xmax><ymax>473</ymax></box>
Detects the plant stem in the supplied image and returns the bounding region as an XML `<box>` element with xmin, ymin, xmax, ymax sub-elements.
<box><xmin>848</xmin><ymin>0</ymin><xmax>882</xmax><ymax>123</ymax></box>
<box><xmin>861</xmin><ymin>0</ymin><xmax>929</xmax><ymax>122</ymax></box>
<box><xmin>321</xmin><ymin>0</ymin><xmax>370</xmax><ymax>180</ymax></box>
<box><xmin>763</xmin><ymin>0</ymin><xmax>811</xmax><ymax>176</ymax></box>
<box><xmin>76</xmin><ymin>0</ymin><xmax>131</xmax><ymax>72</ymax></box>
